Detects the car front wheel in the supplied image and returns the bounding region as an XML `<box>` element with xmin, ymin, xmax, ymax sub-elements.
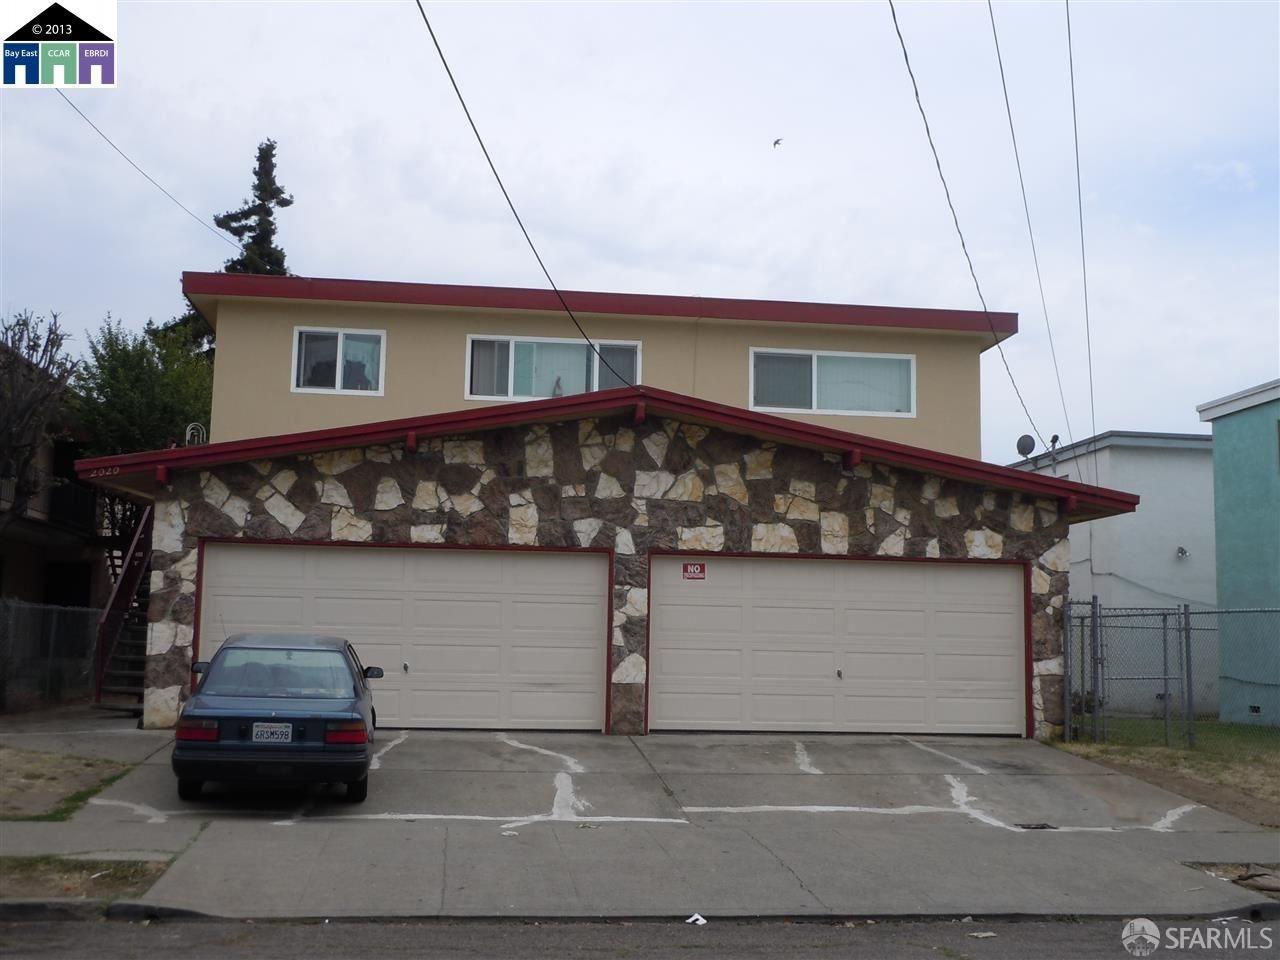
<box><xmin>346</xmin><ymin>776</ymin><xmax>369</xmax><ymax>803</ymax></box>
<box><xmin>177</xmin><ymin>779</ymin><xmax>203</xmax><ymax>801</ymax></box>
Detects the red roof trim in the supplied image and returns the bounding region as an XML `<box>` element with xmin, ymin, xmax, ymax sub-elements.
<box><xmin>75</xmin><ymin>386</ymin><xmax>1137</xmax><ymax>521</ymax></box>
<box><xmin>181</xmin><ymin>272</ymin><xmax>1018</xmax><ymax>336</ymax></box>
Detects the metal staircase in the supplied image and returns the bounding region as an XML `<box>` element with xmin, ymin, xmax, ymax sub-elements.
<box><xmin>92</xmin><ymin>505</ymin><xmax>152</xmax><ymax>715</ymax></box>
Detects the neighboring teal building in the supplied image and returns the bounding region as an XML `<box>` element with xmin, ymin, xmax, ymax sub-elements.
<box><xmin>1197</xmin><ymin>379</ymin><xmax>1280</xmax><ymax>726</ymax></box>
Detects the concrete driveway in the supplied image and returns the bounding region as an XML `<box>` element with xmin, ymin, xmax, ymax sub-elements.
<box><xmin>2</xmin><ymin>714</ymin><xmax>1277</xmax><ymax>919</ymax></box>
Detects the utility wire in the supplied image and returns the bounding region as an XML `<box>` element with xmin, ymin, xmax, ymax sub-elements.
<box><xmin>55</xmin><ymin>88</ymin><xmax>275</xmax><ymax>274</ymax></box>
<box><xmin>886</xmin><ymin>0</ymin><xmax>1048</xmax><ymax>450</ymax></box>
<box><xmin>986</xmin><ymin>0</ymin><xmax>1081</xmax><ymax>483</ymax></box>
<box><xmin>1065</xmin><ymin>0</ymin><xmax>1099</xmax><ymax>487</ymax></box>
<box><xmin>411</xmin><ymin>1</ymin><xmax>633</xmax><ymax>389</ymax></box>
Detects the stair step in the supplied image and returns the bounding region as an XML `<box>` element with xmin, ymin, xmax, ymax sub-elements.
<box><xmin>105</xmin><ymin>669</ymin><xmax>146</xmax><ymax>679</ymax></box>
<box><xmin>100</xmin><ymin>684</ymin><xmax>144</xmax><ymax>695</ymax></box>
<box><xmin>91</xmin><ymin>701</ymin><xmax>142</xmax><ymax>715</ymax></box>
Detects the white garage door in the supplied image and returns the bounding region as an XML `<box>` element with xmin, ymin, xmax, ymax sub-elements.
<box><xmin>198</xmin><ymin>543</ymin><xmax>608</xmax><ymax>729</ymax></box>
<box><xmin>650</xmin><ymin>556</ymin><xmax>1025</xmax><ymax>734</ymax></box>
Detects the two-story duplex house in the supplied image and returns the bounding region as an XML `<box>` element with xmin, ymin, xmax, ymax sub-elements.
<box><xmin>77</xmin><ymin>272</ymin><xmax>1137</xmax><ymax>737</ymax></box>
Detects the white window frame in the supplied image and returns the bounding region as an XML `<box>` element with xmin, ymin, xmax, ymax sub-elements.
<box><xmin>464</xmin><ymin>334</ymin><xmax>642</xmax><ymax>402</ymax></box>
<box><xmin>290</xmin><ymin>326</ymin><xmax>387</xmax><ymax>397</ymax></box>
<box><xmin>748</xmin><ymin>346</ymin><xmax>917</xmax><ymax>418</ymax></box>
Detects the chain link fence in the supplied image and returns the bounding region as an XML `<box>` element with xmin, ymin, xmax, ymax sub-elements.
<box><xmin>0</xmin><ymin>599</ymin><xmax>102</xmax><ymax>712</ymax></box>
<box><xmin>1065</xmin><ymin>601</ymin><xmax>1280</xmax><ymax>760</ymax></box>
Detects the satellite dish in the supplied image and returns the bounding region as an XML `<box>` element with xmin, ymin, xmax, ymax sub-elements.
<box><xmin>1016</xmin><ymin>434</ymin><xmax>1036</xmax><ymax>458</ymax></box>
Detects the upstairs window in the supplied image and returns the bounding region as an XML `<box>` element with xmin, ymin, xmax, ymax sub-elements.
<box><xmin>467</xmin><ymin>336</ymin><xmax>640</xmax><ymax>400</ymax></box>
<box><xmin>294</xmin><ymin>328</ymin><xmax>385</xmax><ymax>395</ymax></box>
<box><xmin>751</xmin><ymin>348</ymin><xmax>915</xmax><ymax>416</ymax></box>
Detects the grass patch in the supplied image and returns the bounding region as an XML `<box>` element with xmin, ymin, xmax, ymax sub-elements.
<box><xmin>1060</xmin><ymin>718</ymin><xmax>1280</xmax><ymax>825</ymax></box>
<box><xmin>0</xmin><ymin>746</ymin><xmax>133</xmax><ymax>821</ymax></box>
<box><xmin>0</xmin><ymin>855</ymin><xmax>167</xmax><ymax>901</ymax></box>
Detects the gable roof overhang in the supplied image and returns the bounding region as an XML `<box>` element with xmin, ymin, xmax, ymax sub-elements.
<box><xmin>182</xmin><ymin>272</ymin><xmax>1018</xmax><ymax>346</ymax></box>
<box><xmin>75</xmin><ymin>386</ymin><xmax>1137</xmax><ymax>523</ymax></box>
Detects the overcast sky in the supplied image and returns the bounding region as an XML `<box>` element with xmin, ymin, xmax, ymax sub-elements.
<box><xmin>2</xmin><ymin>0</ymin><xmax>1276</xmax><ymax>463</ymax></box>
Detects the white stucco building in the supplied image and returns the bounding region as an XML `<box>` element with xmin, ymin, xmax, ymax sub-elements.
<box><xmin>1011</xmin><ymin>431</ymin><xmax>1216</xmax><ymax>609</ymax></box>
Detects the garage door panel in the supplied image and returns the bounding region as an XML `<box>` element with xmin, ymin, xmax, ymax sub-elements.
<box><xmin>651</xmin><ymin>556</ymin><xmax>1024</xmax><ymax>734</ymax></box>
<box><xmin>511</xmin><ymin>598</ymin><xmax>601</xmax><ymax>631</ymax></box>
<box><xmin>935</xmin><ymin>652</ymin><xmax>1018</xmax><ymax>682</ymax></box>
<box><xmin>411</xmin><ymin>598</ymin><xmax>504</xmax><ymax>629</ymax></box>
<box><xmin>312</xmin><ymin>596</ymin><xmax>405</xmax><ymax>627</ymax></box>
<box><xmin>312</xmin><ymin>549</ymin><xmax>405</xmax><ymax>585</ymax></box>
<box><xmin>752</xmin><ymin>649</ymin><xmax>835</xmax><ymax>680</ymax></box>
<box><xmin>657</xmin><ymin>647</ymin><xmax>743</xmax><ymax>680</ymax></box>
<box><xmin>754</xmin><ymin>605</ymin><xmax>834</xmax><ymax>634</ymax></box>
<box><xmin>841</xmin><ymin>693</ymin><xmax>929</xmax><ymax>726</ymax></box>
<box><xmin>844</xmin><ymin>608</ymin><xmax>928</xmax><ymax>637</ymax></box>
<box><xmin>508</xmin><ymin>645</ymin><xmax>600</xmax><ymax>678</ymax></box>
<box><xmin>653</xmin><ymin>691</ymin><xmax>742</xmax><ymax>725</ymax></box>
<box><xmin>753</xmin><ymin>692</ymin><xmax>836</xmax><ymax>724</ymax></box>
<box><xmin>657</xmin><ymin>603</ymin><xmax>744</xmax><ymax>633</ymax></box>
<box><xmin>845</xmin><ymin>650</ymin><xmax>927</xmax><ymax>681</ymax></box>
<box><xmin>200</xmin><ymin>544</ymin><xmax>606</xmax><ymax>730</ymax></box>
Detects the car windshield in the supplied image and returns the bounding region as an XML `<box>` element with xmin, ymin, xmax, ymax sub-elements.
<box><xmin>202</xmin><ymin>648</ymin><xmax>356</xmax><ymax>699</ymax></box>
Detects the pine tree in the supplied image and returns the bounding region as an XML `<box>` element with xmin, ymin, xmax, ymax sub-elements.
<box><xmin>214</xmin><ymin>138</ymin><xmax>294</xmax><ymax>275</ymax></box>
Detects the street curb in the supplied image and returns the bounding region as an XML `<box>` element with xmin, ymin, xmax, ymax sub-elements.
<box><xmin>0</xmin><ymin>899</ymin><xmax>105</xmax><ymax>921</ymax></box>
<box><xmin>103</xmin><ymin>900</ymin><xmax>213</xmax><ymax>921</ymax></box>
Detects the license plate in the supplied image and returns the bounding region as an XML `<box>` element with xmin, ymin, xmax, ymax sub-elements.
<box><xmin>252</xmin><ymin>722</ymin><xmax>293</xmax><ymax>743</ymax></box>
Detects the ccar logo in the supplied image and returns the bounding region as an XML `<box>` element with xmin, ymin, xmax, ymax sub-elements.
<box><xmin>1122</xmin><ymin>918</ymin><xmax>1161</xmax><ymax>957</ymax></box>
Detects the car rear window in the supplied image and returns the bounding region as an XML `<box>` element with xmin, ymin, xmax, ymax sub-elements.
<box><xmin>202</xmin><ymin>648</ymin><xmax>357</xmax><ymax>699</ymax></box>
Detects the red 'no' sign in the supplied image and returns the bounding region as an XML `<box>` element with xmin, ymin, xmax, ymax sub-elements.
<box><xmin>682</xmin><ymin>562</ymin><xmax>706</xmax><ymax>580</ymax></box>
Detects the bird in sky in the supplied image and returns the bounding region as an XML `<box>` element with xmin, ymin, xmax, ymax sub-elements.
<box><xmin>772</xmin><ymin>138</ymin><xmax>783</xmax><ymax>148</ymax></box>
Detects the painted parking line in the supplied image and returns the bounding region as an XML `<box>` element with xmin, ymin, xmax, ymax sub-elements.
<box><xmin>496</xmin><ymin>733</ymin><xmax>586</xmax><ymax>772</ymax></box>
<box><xmin>793</xmin><ymin>741</ymin><xmax>823</xmax><ymax>774</ymax></box>
<box><xmin>369</xmin><ymin>731</ymin><xmax>409</xmax><ymax>770</ymax></box>
<box><xmin>896</xmin><ymin>736</ymin><xmax>990</xmax><ymax>775</ymax></box>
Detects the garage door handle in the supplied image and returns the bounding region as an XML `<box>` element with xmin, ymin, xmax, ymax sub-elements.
<box><xmin>837</xmin><ymin>669</ymin><xmax>843</xmax><ymax>679</ymax></box>
<box><xmin>403</xmin><ymin>661</ymin><xmax>409</xmax><ymax>673</ymax></box>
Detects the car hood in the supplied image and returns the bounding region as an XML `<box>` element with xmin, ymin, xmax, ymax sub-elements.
<box><xmin>184</xmin><ymin>693</ymin><xmax>362</xmax><ymax>718</ymax></box>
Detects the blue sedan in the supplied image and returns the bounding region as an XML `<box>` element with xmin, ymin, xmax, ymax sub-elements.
<box><xmin>172</xmin><ymin>634</ymin><xmax>384</xmax><ymax>803</ymax></box>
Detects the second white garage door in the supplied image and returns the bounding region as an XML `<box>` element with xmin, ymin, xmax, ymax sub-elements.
<box><xmin>649</xmin><ymin>556</ymin><xmax>1025</xmax><ymax>734</ymax></box>
<box><xmin>198</xmin><ymin>543</ymin><xmax>608</xmax><ymax>729</ymax></box>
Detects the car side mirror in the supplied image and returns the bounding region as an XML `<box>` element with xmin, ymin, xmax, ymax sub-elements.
<box><xmin>192</xmin><ymin>662</ymin><xmax>210</xmax><ymax>674</ymax></box>
<box><xmin>363</xmin><ymin>666</ymin><xmax>384</xmax><ymax>679</ymax></box>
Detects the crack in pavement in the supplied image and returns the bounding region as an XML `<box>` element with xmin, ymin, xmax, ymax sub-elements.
<box><xmin>735</xmin><ymin>824</ymin><xmax>831</xmax><ymax>911</ymax></box>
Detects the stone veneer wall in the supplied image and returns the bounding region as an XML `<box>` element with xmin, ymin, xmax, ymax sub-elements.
<box><xmin>145</xmin><ymin>415</ymin><xmax>1071</xmax><ymax>735</ymax></box>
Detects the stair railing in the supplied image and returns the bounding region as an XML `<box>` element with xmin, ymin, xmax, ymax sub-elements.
<box><xmin>94</xmin><ymin>505</ymin><xmax>154</xmax><ymax>703</ymax></box>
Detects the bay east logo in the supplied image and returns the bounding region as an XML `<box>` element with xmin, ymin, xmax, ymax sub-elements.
<box><xmin>3</xmin><ymin>1</ymin><xmax>116</xmax><ymax>88</ymax></box>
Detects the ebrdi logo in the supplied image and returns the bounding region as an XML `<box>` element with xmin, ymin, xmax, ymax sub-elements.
<box><xmin>2</xmin><ymin>1</ymin><xmax>117</xmax><ymax>88</ymax></box>
<box><xmin>1122</xmin><ymin>918</ymin><xmax>1161</xmax><ymax>957</ymax></box>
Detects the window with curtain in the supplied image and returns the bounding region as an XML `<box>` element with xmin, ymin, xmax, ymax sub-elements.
<box><xmin>294</xmin><ymin>329</ymin><xmax>384</xmax><ymax>393</ymax></box>
<box><xmin>468</xmin><ymin>338</ymin><xmax>639</xmax><ymax>398</ymax></box>
<box><xmin>752</xmin><ymin>350</ymin><xmax>914</xmax><ymax>415</ymax></box>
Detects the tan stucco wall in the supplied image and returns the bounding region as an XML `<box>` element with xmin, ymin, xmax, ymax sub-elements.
<box><xmin>209</xmin><ymin>299</ymin><xmax>986</xmax><ymax>457</ymax></box>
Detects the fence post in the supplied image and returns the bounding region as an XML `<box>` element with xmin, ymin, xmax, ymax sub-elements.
<box><xmin>1182</xmin><ymin>603</ymin><xmax>1196</xmax><ymax>748</ymax></box>
<box><xmin>1090</xmin><ymin>595</ymin><xmax>1101</xmax><ymax>742</ymax></box>
<box><xmin>43</xmin><ymin>607</ymin><xmax>59</xmax><ymax>704</ymax></box>
<box><xmin>1161</xmin><ymin>612</ymin><xmax>1171</xmax><ymax>748</ymax></box>
<box><xmin>1062</xmin><ymin>607</ymin><xmax>1073</xmax><ymax>742</ymax></box>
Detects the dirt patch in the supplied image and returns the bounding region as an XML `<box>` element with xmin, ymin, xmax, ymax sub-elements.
<box><xmin>1059</xmin><ymin>747</ymin><xmax>1280</xmax><ymax>829</ymax></box>
<box><xmin>1189</xmin><ymin>863</ymin><xmax>1280</xmax><ymax>903</ymax></box>
<box><xmin>0</xmin><ymin>745</ymin><xmax>131</xmax><ymax>820</ymax></box>
<box><xmin>0</xmin><ymin>856</ymin><xmax>167</xmax><ymax>901</ymax></box>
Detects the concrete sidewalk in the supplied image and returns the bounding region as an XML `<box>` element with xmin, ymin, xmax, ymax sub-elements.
<box><xmin>1</xmin><ymin>711</ymin><xmax>1277</xmax><ymax>920</ymax></box>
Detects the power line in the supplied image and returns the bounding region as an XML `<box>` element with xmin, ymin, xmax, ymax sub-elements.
<box><xmin>56</xmin><ymin>89</ymin><xmax>278</xmax><ymax>276</ymax></box>
<box><xmin>886</xmin><ymin>0</ymin><xmax>1048</xmax><ymax>450</ymax></box>
<box><xmin>411</xmin><ymin>1</ymin><xmax>633</xmax><ymax>390</ymax></box>
<box><xmin>1065</xmin><ymin>0</ymin><xmax>1099</xmax><ymax>487</ymax></box>
<box><xmin>986</xmin><ymin>0</ymin><xmax>1080</xmax><ymax>483</ymax></box>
